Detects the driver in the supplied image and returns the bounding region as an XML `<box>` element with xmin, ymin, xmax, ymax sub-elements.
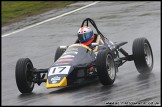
<box><xmin>77</xmin><ymin>26</ymin><xmax>95</xmax><ymax>49</ymax></box>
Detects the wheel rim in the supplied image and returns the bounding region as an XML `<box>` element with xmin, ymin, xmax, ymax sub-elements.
<box><xmin>26</xmin><ymin>62</ymin><xmax>34</xmax><ymax>88</ymax></box>
<box><xmin>106</xmin><ymin>54</ymin><xmax>115</xmax><ymax>80</ymax></box>
<box><xmin>144</xmin><ymin>43</ymin><xmax>153</xmax><ymax>67</ymax></box>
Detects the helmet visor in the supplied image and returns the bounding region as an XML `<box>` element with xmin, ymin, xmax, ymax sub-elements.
<box><xmin>78</xmin><ymin>31</ymin><xmax>92</xmax><ymax>42</ymax></box>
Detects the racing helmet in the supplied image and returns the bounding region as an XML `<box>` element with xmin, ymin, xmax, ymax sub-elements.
<box><xmin>77</xmin><ymin>26</ymin><xmax>94</xmax><ymax>45</ymax></box>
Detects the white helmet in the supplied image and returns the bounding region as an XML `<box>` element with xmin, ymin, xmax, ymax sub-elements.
<box><xmin>77</xmin><ymin>26</ymin><xmax>94</xmax><ymax>45</ymax></box>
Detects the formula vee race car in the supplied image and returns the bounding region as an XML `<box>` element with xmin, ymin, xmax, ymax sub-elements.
<box><xmin>15</xmin><ymin>18</ymin><xmax>154</xmax><ymax>94</ymax></box>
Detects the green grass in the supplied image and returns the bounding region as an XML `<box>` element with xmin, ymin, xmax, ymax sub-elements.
<box><xmin>2</xmin><ymin>1</ymin><xmax>75</xmax><ymax>26</ymax></box>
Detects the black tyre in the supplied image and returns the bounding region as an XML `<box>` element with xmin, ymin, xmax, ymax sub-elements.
<box><xmin>133</xmin><ymin>37</ymin><xmax>153</xmax><ymax>74</ymax></box>
<box><xmin>96</xmin><ymin>50</ymin><xmax>117</xmax><ymax>85</ymax></box>
<box><xmin>54</xmin><ymin>46</ymin><xmax>66</xmax><ymax>62</ymax></box>
<box><xmin>15</xmin><ymin>58</ymin><xmax>34</xmax><ymax>93</ymax></box>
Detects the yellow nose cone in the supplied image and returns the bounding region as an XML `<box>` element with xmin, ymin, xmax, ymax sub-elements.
<box><xmin>46</xmin><ymin>77</ymin><xmax>67</xmax><ymax>88</ymax></box>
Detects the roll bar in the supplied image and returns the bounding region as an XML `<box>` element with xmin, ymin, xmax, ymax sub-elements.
<box><xmin>81</xmin><ymin>18</ymin><xmax>108</xmax><ymax>46</ymax></box>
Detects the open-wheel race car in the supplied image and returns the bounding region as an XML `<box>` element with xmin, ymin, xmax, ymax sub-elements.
<box><xmin>15</xmin><ymin>18</ymin><xmax>154</xmax><ymax>94</ymax></box>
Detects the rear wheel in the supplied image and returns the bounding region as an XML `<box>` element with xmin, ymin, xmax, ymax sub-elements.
<box><xmin>133</xmin><ymin>37</ymin><xmax>153</xmax><ymax>74</ymax></box>
<box><xmin>15</xmin><ymin>58</ymin><xmax>34</xmax><ymax>93</ymax></box>
<box><xmin>96</xmin><ymin>50</ymin><xmax>117</xmax><ymax>85</ymax></box>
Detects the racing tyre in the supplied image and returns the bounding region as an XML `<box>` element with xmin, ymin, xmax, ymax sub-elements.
<box><xmin>54</xmin><ymin>46</ymin><xmax>66</xmax><ymax>62</ymax></box>
<box><xmin>133</xmin><ymin>37</ymin><xmax>153</xmax><ymax>74</ymax></box>
<box><xmin>96</xmin><ymin>50</ymin><xmax>117</xmax><ymax>85</ymax></box>
<box><xmin>15</xmin><ymin>58</ymin><xmax>34</xmax><ymax>93</ymax></box>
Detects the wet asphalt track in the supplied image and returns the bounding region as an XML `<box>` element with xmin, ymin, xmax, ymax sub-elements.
<box><xmin>2</xmin><ymin>1</ymin><xmax>161</xmax><ymax>106</ymax></box>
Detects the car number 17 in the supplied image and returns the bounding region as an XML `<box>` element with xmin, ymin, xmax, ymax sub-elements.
<box><xmin>48</xmin><ymin>66</ymin><xmax>71</xmax><ymax>76</ymax></box>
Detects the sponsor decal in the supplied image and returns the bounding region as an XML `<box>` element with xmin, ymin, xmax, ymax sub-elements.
<box><xmin>51</xmin><ymin>76</ymin><xmax>61</xmax><ymax>81</ymax></box>
<box><xmin>68</xmin><ymin>48</ymin><xmax>78</xmax><ymax>51</ymax></box>
<box><xmin>51</xmin><ymin>80</ymin><xmax>57</xmax><ymax>84</ymax></box>
<box><xmin>60</xmin><ymin>55</ymin><xmax>75</xmax><ymax>58</ymax></box>
<box><xmin>63</xmin><ymin>51</ymin><xmax>78</xmax><ymax>55</ymax></box>
<box><xmin>50</xmin><ymin>76</ymin><xmax>61</xmax><ymax>83</ymax></box>
<box><xmin>56</xmin><ymin>58</ymin><xmax>73</xmax><ymax>62</ymax></box>
<box><xmin>54</xmin><ymin>63</ymin><xmax>70</xmax><ymax>65</ymax></box>
<box><xmin>48</xmin><ymin>66</ymin><xmax>71</xmax><ymax>76</ymax></box>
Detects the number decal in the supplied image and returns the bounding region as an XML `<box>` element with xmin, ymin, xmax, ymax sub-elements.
<box><xmin>58</xmin><ymin>67</ymin><xmax>66</xmax><ymax>73</ymax></box>
<box><xmin>48</xmin><ymin>66</ymin><xmax>71</xmax><ymax>76</ymax></box>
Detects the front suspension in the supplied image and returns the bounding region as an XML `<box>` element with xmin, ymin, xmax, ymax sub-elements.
<box><xmin>30</xmin><ymin>68</ymin><xmax>48</xmax><ymax>85</ymax></box>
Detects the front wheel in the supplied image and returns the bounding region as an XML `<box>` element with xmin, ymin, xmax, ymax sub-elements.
<box><xmin>15</xmin><ymin>58</ymin><xmax>34</xmax><ymax>93</ymax></box>
<box><xmin>54</xmin><ymin>46</ymin><xmax>67</xmax><ymax>62</ymax></box>
<box><xmin>132</xmin><ymin>37</ymin><xmax>154</xmax><ymax>74</ymax></box>
<box><xmin>96</xmin><ymin>50</ymin><xmax>117</xmax><ymax>85</ymax></box>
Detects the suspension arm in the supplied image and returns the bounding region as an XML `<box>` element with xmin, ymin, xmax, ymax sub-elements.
<box><xmin>30</xmin><ymin>68</ymin><xmax>48</xmax><ymax>85</ymax></box>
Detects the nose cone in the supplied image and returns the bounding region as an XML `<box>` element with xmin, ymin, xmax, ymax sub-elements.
<box><xmin>46</xmin><ymin>65</ymin><xmax>71</xmax><ymax>88</ymax></box>
<box><xmin>46</xmin><ymin>77</ymin><xmax>67</xmax><ymax>88</ymax></box>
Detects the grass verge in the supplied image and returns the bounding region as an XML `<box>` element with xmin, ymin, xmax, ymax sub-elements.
<box><xmin>2</xmin><ymin>1</ymin><xmax>75</xmax><ymax>26</ymax></box>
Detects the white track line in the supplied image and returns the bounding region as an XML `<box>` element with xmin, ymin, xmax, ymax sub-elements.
<box><xmin>2</xmin><ymin>1</ymin><xmax>99</xmax><ymax>38</ymax></box>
